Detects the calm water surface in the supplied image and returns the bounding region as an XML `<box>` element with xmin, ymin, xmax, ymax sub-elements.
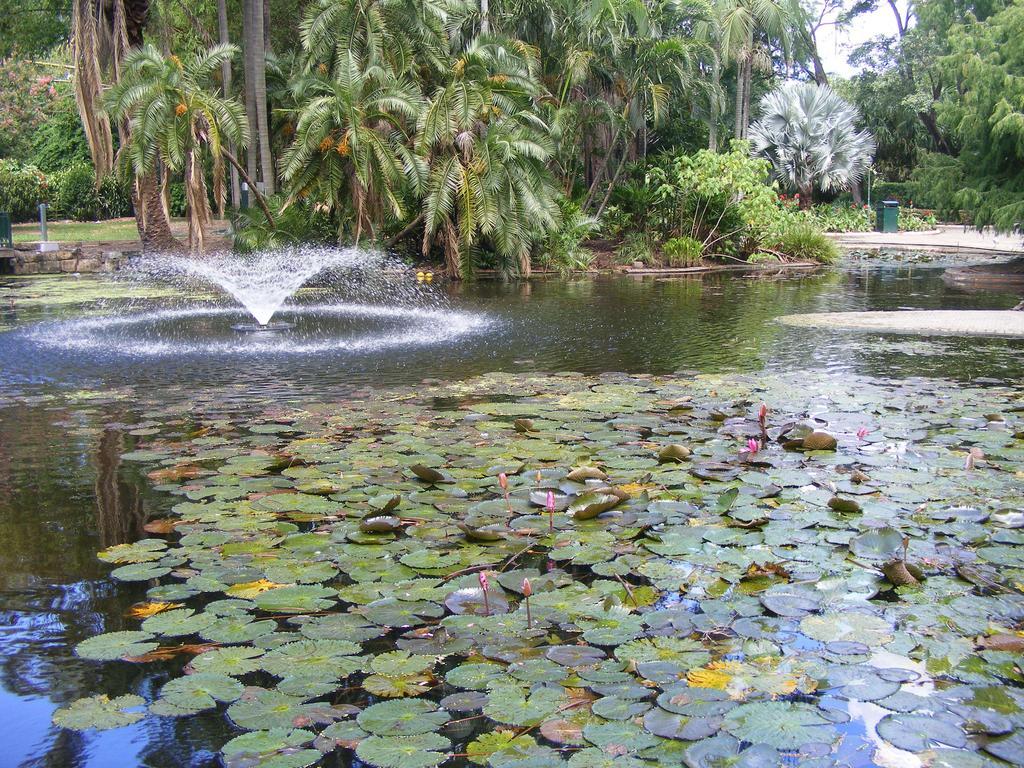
<box><xmin>0</xmin><ymin>258</ymin><xmax>1021</xmax><ymax>767</ymax></box>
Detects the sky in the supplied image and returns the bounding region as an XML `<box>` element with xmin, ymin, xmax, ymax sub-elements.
<box><xmin>814</xmin><ymin>0</ymin><xmax>911</xmax><ymax>78</ymax></box>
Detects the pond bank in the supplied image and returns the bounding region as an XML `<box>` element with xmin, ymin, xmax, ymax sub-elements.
<box><xmin>829</xmin><ymin>224</ymin><xmax>1024</xmax><ymax>256</ymax></box>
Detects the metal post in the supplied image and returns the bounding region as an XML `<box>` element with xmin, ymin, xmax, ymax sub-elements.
<box><xmin>866</xmin><ymin>167</ymin><xmax>872</xmax><ymax>210</ymax></box>
<box><xmin>241</xmin><ymin>182</ymin><xmax>250</xmax><ymax>210</ymax></box>
<box><xmin>39</xmin><ymin>203</ymin><xmax>48</xmax><ymax>242</ymax></box>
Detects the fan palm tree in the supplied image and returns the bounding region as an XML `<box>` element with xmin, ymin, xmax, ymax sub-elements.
<box><xmin>281</xmin><ymin>51</ymin><xmax>426</xmax><ymax>242</ymax></box>
<box><xmin>748</xmin><ymin>81</ymin><xmax>875</xmax><ymax>207</ymax></box>
<box><xmin>107</xmin><ymin>43</ymin><xmax>249</xmax><ymax>251</ymax></box>
<box><xmin>418</xmin><ymin>39</ymin><xmax>560</xmax><ymax>279</ymax></box>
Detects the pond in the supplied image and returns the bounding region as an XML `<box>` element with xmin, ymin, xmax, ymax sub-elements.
<box><xmin>0</xmin><ymin>256</ymin><xmax>1022</xmax><ymax>768</ymax></box>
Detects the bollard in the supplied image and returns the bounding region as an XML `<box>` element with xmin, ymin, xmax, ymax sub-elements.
<box><xmin>39</xmin><ymin>203</ymin><xmax>48</xmax><ymax>242</ymax></box>
<box><xmin>241</xmin><ymin>182</ymin><xmax>250</xmax><ymax>210</ymax></box>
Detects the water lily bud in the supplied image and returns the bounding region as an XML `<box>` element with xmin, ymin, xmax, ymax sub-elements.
<box><xmin>522</xmin><ymin>578</ymin><xmax>532</xmax><ymax>597</ymax></box>
<box><xmin>747</xmin><ymin>438</ymin><xmax>759</xmax><ymax>454</ymax></box>
<box><xmin>545</xmin><ymin>490</ymin><xmax>555</xmax><ymax>512</ymax></box>
<box><xmin>857</xmin><ymin>427</ymin><xmax>869</xmax><ymax>440</ymax></box>
<box><xmin>758</xmin><ymin>403</ymin><xmax>768</xmax><ymax>423</ymax></box>
<box><xmin>498</xmin><ymin>472</ymin><xmax>508</xmax><ymax>491</ymax></box>
<box><xmin>478</xmin><ymin>571</ymin><xmax>489</xmax><ymax>592</ymax></box>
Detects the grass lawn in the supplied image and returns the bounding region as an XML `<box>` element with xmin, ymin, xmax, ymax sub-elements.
<box><xmin>12</xmin><ymin>218</ymin><xmax>141</xmax><ymax>244</ymax></box>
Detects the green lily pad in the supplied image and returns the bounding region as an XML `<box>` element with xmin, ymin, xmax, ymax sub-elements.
<box><xmin>52</xmin><ymin>694</ymin><xmax>147</xmax><ymax>731</ymax></box>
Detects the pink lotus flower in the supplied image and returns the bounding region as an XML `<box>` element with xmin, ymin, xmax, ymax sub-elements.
<box><xmin>522</xmin><ymin>578</ymin><xmax>533</xmax><ymax>627</ymax></box>
<box><xmin>747</xmin><ymin>438</ymin><xmax>759</xmax><ymax>454</ymax></box>
<box><xmin>857</xmin><ymin>427</ymin><xmax>869</xmax><ymax>441</ymax></box>
<box><xmin>479</xmin><ymin>570</ymin><xmax>491</xmax><ymax>615</ymax></box>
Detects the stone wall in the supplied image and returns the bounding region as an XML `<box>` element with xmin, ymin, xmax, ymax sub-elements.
<box><xmin>0</xmin><ymin>245</ymin><xmax>135</xmax><ymax>275</ymax></box>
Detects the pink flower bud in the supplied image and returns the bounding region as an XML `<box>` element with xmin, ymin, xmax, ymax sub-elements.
<box><xmin>857</xmin><ymin>427</ymin><xmax>869</xmax><ymax>440</ymax></box>
<box><xmin>522</xmin><ymin>578</ymin><xmax>532</xmax><ymax>597</ymax></box>
<box><xmin>498</xmin><ymin>472</ymin><xmax>508</xmax><ymax>491</ymax></box>
<box><xmin>758</xmin><ymin>403</ymin><xmax>768</xmax><ymax>423</ymax></box>
<box><xmin>478</xmin><ymin>571</ymin><xmax>489</xmax><ymax>592</ymax></box>
<box><xmin>545</xmin><ymin>490</ymin><xmax>555</xmax><ymax>512</ymax></box>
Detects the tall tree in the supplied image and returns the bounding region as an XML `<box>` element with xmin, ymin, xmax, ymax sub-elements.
<box><xmin>218</xmin><ymin>0</ymin><xmax>241</xmax><ymax>209</ymax></box>
<box><xmin>717</xmin><ymin>0</ymin><xmax>798</xmax><ymax>140</ymax></box>
<box><xmin>71</xmin><ymin>0</ymin><xmax>178</xmax><ymax>250</ymax></box>
<box><xmin>245</xmin><ymin>0</ymin><xmax>275</xmax><ymax>195</ymax></box>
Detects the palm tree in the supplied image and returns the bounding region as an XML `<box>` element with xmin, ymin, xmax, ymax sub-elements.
<box><xmin>716</xmin><ymin>0</ymin><xmax>798</xmax><ymax>140</ymax></box>
<box><xmin>107</xmin><ymin>44</ymin><xmax>249</xmax><ymax>251</ymax></box>
<box><xmin>280</xmin><ymin>51</ymin><xmax>426</xmax><ymax>242</ymax></box>
<box><xmin>300</xmin><ymin>0</ymin><xmax>456</xmax><ymax>78</ymax></box>
<box><xmin>418</xmin><ymin>39</ymin><xmax>560</xmax><ymax>278</ymax></box>
<box><xmin>748</xmin><ymin>80</ymin><xmax>875</xmax><ymax>207</ymax></box>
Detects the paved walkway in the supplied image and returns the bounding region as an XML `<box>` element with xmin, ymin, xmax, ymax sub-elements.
<box><xmin>778</xmin><ymin>310</ymin><xmax>1024</xmax><ymax>337</ymax></box>
<box><xmin>831</xmin><ymin>225</ymin><xmax>1023</xmax><ymax>255</ymax></box>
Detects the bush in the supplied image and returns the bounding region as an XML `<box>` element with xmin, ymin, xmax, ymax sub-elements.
<box><xmin>616</xmin><ymin>232</ymin><xmax>656</xmax><ymax>265</ymax></box>
<box><xmin>50</xmin><ymin>163</ymin><xmax>100</xmax><ymax>220</ymax></box>
<box><xmin>645</xmin><ymin>142</ymin><xmax>777</xmax><ymax>257</ymax></box>
<box><xmin>233</xmin><ymin>194</ymin><xmax>336</xmax><ymax>253</ymax></box>
<box><xmin>538</xmin><ymin>199</ymin><xmax>598</xmax><ymax>275</ymax></box>
<box><xmin>661</xmin><ymin>236</ymin><xmax>702</xmax><ymax>267</ymax></box>
<box><xmin>29</xmin><ymin>96</ymin><xmax>91</xmax><ymax>172</ymax></box>
<box><xmin>806</xmin><ymin>203</ymin><xmax>872</xmax><ymax>232</ymax></box>
<box><xmin>48</xmin><ymin>164</ymin><xmax>134</xmax><ymax>221</ymax></box>
<box><xmin>0</xmin><ymin>159</ymin><xmax>47</xmax><ymax>221</ymax></box>
<box><xmin>771</xmin><ymin>220</ymin><xmax>840</xmax><ymax>264</ymax></box>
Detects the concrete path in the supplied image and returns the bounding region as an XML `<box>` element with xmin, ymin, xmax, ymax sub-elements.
<box><xmin>778</xmin><ymin>310</ymin><xmax>1024</xmax><ymax>337</ymax></box>
<box><xmin>831</xmin><ymin>225</ymin><xmax>1024</xmax><ymax>255</ymax></box>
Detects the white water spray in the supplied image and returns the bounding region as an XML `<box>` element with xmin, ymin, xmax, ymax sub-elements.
<box><xmin>134</xmin><ymin>247</ymin><xmax>378</xmax><ymax>326</ymax></box>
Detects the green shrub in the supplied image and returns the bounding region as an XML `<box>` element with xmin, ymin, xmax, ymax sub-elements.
<box><xmin>616</xmin><ymin>232</ymin><xmax>656</xmax><ymax>265</ymax></box>
<box><xmin>0</xmin><ymin>159</ymin><xmax>47</xmax><ymax>221</ymax></box>
<box><xmin>747</xmin><ymin>252</ymin><xmax>781</xmax><ymax>264</ymax></box>
<box><xmin>538</xmin><ymin>199</ymin><xmax>598</xmax><ymax>275</ymax></box>
<box><xmin>50</xmin><ymin>164</ymin><xmax>100</xmax><ymax>220</ymax></box>
<box><xmin>646</xmin><ymin>142</ymin><xmax>777</xmax><ymax>256</ymax></box>
<box><xmin>661</xmin><ymin>236</ymin><xmax>703</xmax><ymax>267</ymax></box>
<box><xmin>29</xmin><ymin>96</ymin><xmax>91</xmax><ymax>172</ymax></box>
<box><xmin>168</xmin><ymin>182</ymin><xmax>187</xmax><ymax>218</ymax></box>
<box><xmin>233</xmin><ymin>195</ymin><xmax>336</xmax><ymax>253</ymax></box>
<box><xmin>772</xmin><ymin>220</ymin><xmax>840</xmax><ymax>264</ymax></box>
<box><xmin>898</xmin><ymin>207</ymin><xmax>936</xmax><ymax>232</ymax></box>
<box><xmin>808</xmin><ymin>203</ymin><xmax>872</xmax><ymax>232</ymax></box>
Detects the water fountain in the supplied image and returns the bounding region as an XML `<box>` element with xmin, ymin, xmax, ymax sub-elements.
<box><xmin>23</xmin><ymin>246</ymin><xmax>491</xmax><ymax>357</ymax></box>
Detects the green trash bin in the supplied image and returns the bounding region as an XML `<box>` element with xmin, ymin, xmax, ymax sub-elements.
<box><xmin>0</xmin><ymin>212</ymin><xmax>12</xmax><ymax>248</ymax></box>
<box><xmin>875</xmin><ymin>200</ymin><xmax>899</xmax><ymax>233</ymax></box>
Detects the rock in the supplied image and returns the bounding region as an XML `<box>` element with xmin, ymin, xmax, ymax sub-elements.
<box><xmin>657</xmin><ymin>444</ymin><xmax>692</xmax><ymax>464</ymax></box>
<box><xmin>828</xmin><ymin>496</ymin><xmax>862</xmax><ymax>514</ymax></box>
<box><xmin>802</xmin><ymin>431</ymin><xmax>838</xmax><ymax>451</ymax></box>
<box><xmin>779</xmin><ymin>419</ymin><xmax>820</xmax><ymax>442</ymax></box>
<box><xmin>513</xmin><ymin>418</ymin><xmax>536</xmax><ymax>433</ymax></box>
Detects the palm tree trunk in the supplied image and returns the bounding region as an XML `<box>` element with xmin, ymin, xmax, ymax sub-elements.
<box><xmin>218</xmin><ymin>0</ymin><xmax>241</xmax><ymax>209</ymax></box>
<box><xmin>733</xmin><ymin>58</ymin><xmax>746</xmax><ymax>141</ymax></box>
<box><xmin>740</xmin><ymin>56</ymin><xmax>753</xmax><ymax>139</ymax></box>
<box><xmin>247</xmin><ymin>0</ymin><xmax>275</xmax><ymax>195</ymax></box>
<box><xmin>242</xmin><ymin>0</ymin><xmax>259</xmax><ymax>186</ymax></box>
<box><xmin>135</xmin><ymin>173</ymin><xmax>181</xmax><ymax>252</ymax></box>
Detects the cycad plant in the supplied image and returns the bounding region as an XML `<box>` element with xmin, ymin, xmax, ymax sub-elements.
<box><xmin>748</xmin><ymin>81</ymin><xmax>875</xmax><ymax>208</ymax></box>
<box><xmin>418</xmin><ymin>39</ymin><xmax>560</xmax><ymax>279</ymax></box>
<box><xmin>107</xmin><ymin>43</ymin><xmax>248</xmax><ymax>251</ymax></box>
